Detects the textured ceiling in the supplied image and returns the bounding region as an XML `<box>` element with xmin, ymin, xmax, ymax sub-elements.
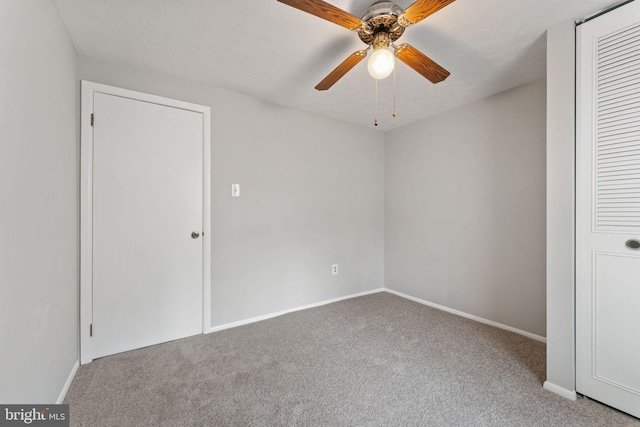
<box><xmin>54</xmin><ymin>0</ymin><xmax>617</xmax><ymax>131</ymax></box>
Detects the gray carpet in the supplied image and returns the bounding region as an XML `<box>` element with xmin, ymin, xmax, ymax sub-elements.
<box><xmin>65</xmin><ymin>292</ymin><xmax>640</xmax><ymax>426</ymax></box>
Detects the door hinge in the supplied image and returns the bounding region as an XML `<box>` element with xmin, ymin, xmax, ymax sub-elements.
<box><xmin>89</xmin><ymin>323</ymin><xmax>93</xmax><ymax>337</ymax></box>
<box><xmin>91</xmin><ymin>113</ymin><xmax>94</xmax><ymax>127</ymax></box>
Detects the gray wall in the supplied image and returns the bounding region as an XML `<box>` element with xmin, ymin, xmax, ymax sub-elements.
<box><xmin>77</xmin><ymin>56</ymin><xmax>386</xmax><ymax>327</ymax></box>
<box><xmin>0</xmin><ymin>0</ymin><xmax>79</xmax><ymax>403</ymax></box>
<box><xmin>544</xmin><ymin>21</ymin><xmax>576</xmax><ymax>396</ymax></box>
<box><xmin>385</xmin><ymin>79</ymin><xmax>547</xmax><ymax>337</ymax></box>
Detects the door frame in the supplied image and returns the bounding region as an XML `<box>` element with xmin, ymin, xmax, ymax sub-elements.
<box><xmin>80</xmin><ymin>81</ymin><xmax>211</xmax><ymax>364</ymax></box>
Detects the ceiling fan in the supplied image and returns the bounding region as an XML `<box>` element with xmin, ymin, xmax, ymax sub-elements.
<box><xmin>277</xmin><ymin>0</ymin><xmax>454</xmax><ymax>90</ymax></box>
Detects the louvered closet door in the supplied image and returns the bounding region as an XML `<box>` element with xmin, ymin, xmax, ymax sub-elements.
<box><xmin>576</xmin><ymin>0</ymin><xmax>640</xmax><ymax>418</ymax></box>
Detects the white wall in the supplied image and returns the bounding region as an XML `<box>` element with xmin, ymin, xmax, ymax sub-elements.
<box><xmin>0</xmin><ymin>0</ymin><xmax>79</xmax><ymax>403</ymax></box>
<box><xmin>544</xmin><ymin>21</ymin><xmax>577</xmax><ymax>399</ymax></box>
<box><xmin>385</xmin><ymin>79</ymin><xmax>547</xmax><ymax>337</ymax></box>
<box><xmin>77</xmin><ymin>56</ymin><xmax>385</xmax><ymax>328</ymax></box>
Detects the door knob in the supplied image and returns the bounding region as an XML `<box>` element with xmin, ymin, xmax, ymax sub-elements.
<box><xmin>191</xmin><ymin>231</ymin><xmax>200</xmax><ymax>239</ymax></box>
<box><xmin>626</xmin><ymin>239</ymin><xmax>640</xmax><ymax>250</ymax></box>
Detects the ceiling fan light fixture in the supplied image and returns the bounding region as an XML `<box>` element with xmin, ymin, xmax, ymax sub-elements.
<box><xmin>367</xmin><ymin>47</ymin><xmax>395</xmax><ymax>80</ymax></box>
<box><xmin>277</xmin><ymin>0</ymin><xmax>453</xmax><ymax>91</ymax></box>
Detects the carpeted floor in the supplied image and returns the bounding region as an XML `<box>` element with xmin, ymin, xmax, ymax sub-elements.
<box><xmin>65</xmin><ymin>292</ymin><xmax>640</xmax><ymax>426</ymax></box>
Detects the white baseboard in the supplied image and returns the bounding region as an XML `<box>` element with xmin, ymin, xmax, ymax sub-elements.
<box><xmin>543</xmin><ymin>381</ymin><xmax>578</xmax><ymax>401</ymax></box>
<box><xmin>384</xmin><ymin>288</ymin><xmax>547</xmax><ymax>343</ymax></box>
<box><xmin>208</xmin><ymin>288</ymin><xmax>385</xmax><ymax>334</ymax></box>
<box><xmin>56</xmin><ymin>360</ymin><xmax>79</xmax><ymax>404</ymax></box>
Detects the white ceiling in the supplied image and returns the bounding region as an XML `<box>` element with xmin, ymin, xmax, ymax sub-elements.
<box><xmin>54</xmin><ymin>0</ymin><xmax>617</xmax><ymax>131</ymax></box>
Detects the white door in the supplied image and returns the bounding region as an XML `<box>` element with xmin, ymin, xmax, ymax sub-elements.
<box><xmin>577</xmin><ymin>1</ymin><xmax>640</xmax><ymax>418</ymax></box>
<box><xmin>92</xmin><ymin>91</ymin><xmax>204</xmax><ymax>359</ymax></box>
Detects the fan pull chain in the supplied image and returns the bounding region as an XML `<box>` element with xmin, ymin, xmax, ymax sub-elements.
<box><xmin>392</xmin><ymin>65</ymin><xmax>397</xmax><ymax>118</ymax></box>
<box><xmin>374</xmin><ymin>79</ymin><xmax>378</xmax><ymax>126</ymax></box>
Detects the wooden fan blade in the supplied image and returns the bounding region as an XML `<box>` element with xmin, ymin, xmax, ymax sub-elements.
<box><xmin>315</xmin><ymin>50</ymin><xmax>367</xmax><ymax>91</ymax></box>
<box><xmin>277</xmin><ymin>0</ymin><xmax>362</xmax><ymax>30</ymax></box>
<box><xmin>401</xmin><ymin>0</ymin><xmax>455</xmax><ymax>26</ymax></box>
<box><xmin>396</xmin><ymin>44</ymin><xmax>450</xmax><ymax>83</ymax></box>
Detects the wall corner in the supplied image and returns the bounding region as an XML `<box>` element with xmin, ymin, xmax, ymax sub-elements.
<box><xmin>545</xmin><ymin>20</ymin><xmax>577</xmax><ymax>393</ymax></box>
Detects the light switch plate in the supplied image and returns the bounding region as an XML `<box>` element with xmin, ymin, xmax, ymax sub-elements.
<box><xmin>232</xmin><ymin>184</ymin><xmax>240</xmax><ymax>197</ymax></box>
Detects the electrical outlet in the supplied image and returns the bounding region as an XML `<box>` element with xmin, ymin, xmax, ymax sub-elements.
<box><xmin>332</xmin><ymin>264</ymin><xmax>339</xmax><ymax>275</ymax></box>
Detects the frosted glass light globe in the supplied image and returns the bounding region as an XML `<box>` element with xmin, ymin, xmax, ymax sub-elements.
<box><xmin>367</xmin><ymin>48</ymin><xmax>395</xmax><ymax>80</ymax></box>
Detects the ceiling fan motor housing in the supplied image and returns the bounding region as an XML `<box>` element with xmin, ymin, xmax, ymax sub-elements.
<box><xmin>358</xmin><ymin>1</ymin><xmax>405</xmax><ymax>46</ymax></box>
